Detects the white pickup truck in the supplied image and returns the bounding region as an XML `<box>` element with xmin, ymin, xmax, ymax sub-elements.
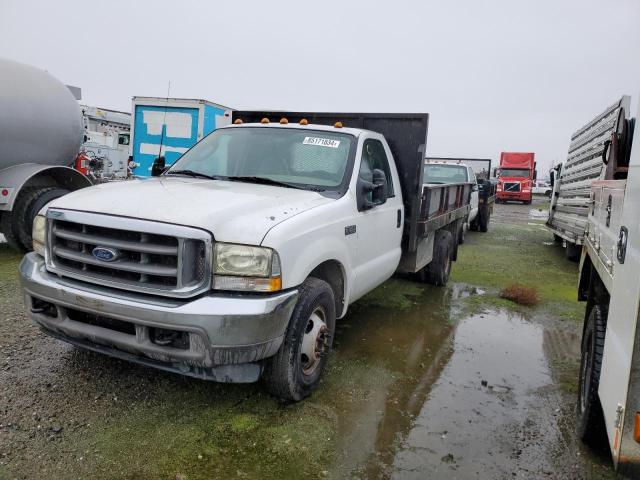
<box><xmin>19</xmin><ymin>112</ymin><xmax>472</xmax><ymax>401</ymax></box>
<box><xmin>424</xmin><ymin>158</ymin><xmax>495</xmax><ymax>238</ymax></box>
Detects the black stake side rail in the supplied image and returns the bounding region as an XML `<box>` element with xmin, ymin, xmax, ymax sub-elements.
<box><xmin>418</xmin><ymin>182</ymin><xmax>473</xmax><ymax>236</ymax></box>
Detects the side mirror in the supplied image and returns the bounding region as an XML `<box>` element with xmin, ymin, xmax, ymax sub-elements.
<box><xmin>151</xmin><ymin>156</ymin><xmax>166</xmax><ymax>177</ymax></box>
<box><xmin>533</xmin><ymin>170</ymin><xmax>538</xmax><ymax>180</ymax></box>
<box><xmin>356</xmin><ymin>168</ymin><xmax>388</xmax><ymax>211</ymax></box>
<box><xmin>550</xmin><ymin>171</ymin><xmax>555</xmax><ymax>187</ymax></box>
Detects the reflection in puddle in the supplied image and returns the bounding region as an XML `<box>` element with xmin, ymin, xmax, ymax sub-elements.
<box><xmin>391</xmin><ymin>312</ymin><xmax>551</xmax><ymax>479</ymax></box>
<box><xmin>328</xmin><ymin>285</ymin><xmax>556</xmax><ymax>479</ymax></box>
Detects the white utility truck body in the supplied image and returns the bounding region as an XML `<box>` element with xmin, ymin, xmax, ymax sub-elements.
<box><xmin>19</xmin><ymin>111</ymin><xmax>472</xmax><ymax>401</ymax></box>
<box><xmin>79</xmin><ymin>105</ymin><xmax>131</xmax><ymax>181</ymax></box>
<box><xmin>548</xmin><ymin>96</ymin><xmax>631</xmax><ymax>260</ymax></box>
<box><xmin>576</xmin><ymin>95</ymin><xmax>639</xmax><ymax>477</ymax></box>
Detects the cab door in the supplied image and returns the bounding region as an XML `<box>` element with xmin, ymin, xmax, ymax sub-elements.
<box><xmin>350</xmin><ymin>135</ymin><xmax>403</xmax><ymax>301</ymax></box>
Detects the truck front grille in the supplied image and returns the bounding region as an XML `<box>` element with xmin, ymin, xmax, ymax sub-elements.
<box><xmin>504</xmin><ymin>182</ymin><xmax>521</xmax><ymax>192</ymax></box>
<box><xmin>46</xmin><ymin>210</ymin><xmax>211</xmax><ymax>298</ymax></box>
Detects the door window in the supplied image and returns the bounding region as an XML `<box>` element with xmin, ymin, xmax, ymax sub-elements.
<box><xmin>359</xmin><ymin>139</ymin><xmax>394</xmax><ymax>197</ymax></box>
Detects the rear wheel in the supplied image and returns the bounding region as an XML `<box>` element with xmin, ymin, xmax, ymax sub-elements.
<box><xmin>479</xmin><ymin>210</ymin><xmax>490</xmax><ymax>232</ymax></box>
<box><xmin>565</xmin><ymin>243</ymin><xmax>581</xmax><ymax>262</ymax></box>
<box><xmin>417</xmin><ymin>229</ymin><xmax>452</xmax><ymax>286</ymax></box>
<box><xmin>262</xmin><ymin>277</ymin><xmax>335</xmax><ymax>402</ymax></box>
<box><xmin>577</xmin><ymin>304</ymin><xmax>608</xmax><ymax>449</ymax></box>
<box><xmin>553</xmin><ymin>234</ymin><xmax>563</xmax><ymax>243</ymax></box>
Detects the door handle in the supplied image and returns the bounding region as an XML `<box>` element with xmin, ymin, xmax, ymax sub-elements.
<box><xmin>397</xmin><ymin>209</ymin><xmax>402</xmax><ymax>228</ymax></box>
<box><xmin>617</xmin><ymin>226</ymin><xmax>628</xmax><ymax>264</ymax></box>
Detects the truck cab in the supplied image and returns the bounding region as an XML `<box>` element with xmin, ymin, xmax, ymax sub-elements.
<box><xmin>496</xmin><ymin>152</ymin><xmax>536</xmax><ymax>204</ymax></box>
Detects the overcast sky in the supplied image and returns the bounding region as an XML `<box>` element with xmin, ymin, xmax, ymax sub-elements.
<box><xmin>1</xmin><ymin>0</ymin><xmax>639</xmax><ymax>175</ymax></box>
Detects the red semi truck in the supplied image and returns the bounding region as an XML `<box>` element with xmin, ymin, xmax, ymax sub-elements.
<box><xmin>496</xmin><ymin>152</ymin><xmax>536</xmax><ymax>204</ymax></box>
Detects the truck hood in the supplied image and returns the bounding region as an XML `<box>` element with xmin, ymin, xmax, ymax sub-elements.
<box><xmin>49</xmin><ymin>177</ymin><xmax>333</xmax><ymax>244</ymax></box>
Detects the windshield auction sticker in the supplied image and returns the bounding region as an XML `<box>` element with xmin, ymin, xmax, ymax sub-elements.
<box><xmin>302</xmin><ymin>137</ymin><xmax>341</xmax><ymax>148</ymax></box>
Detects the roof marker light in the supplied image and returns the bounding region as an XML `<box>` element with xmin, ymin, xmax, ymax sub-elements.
<box><xmin>261</xmin><ymin>118</ymin><xmax>270</xmax><ymax>124</ymax></box>
<box><xmin>299</xmin><ymin>118</ymin><xmax>308</xmax><ymax>126</ymax></box>
<box><xmin>234</xmin><ymin>119</ymin><xmax>243</xmax><ymax>125</ymax></box>
<box><xmin>334</xmin><ymin>121</ymin><xmax>343</xmax><ymax>129</ymax></box>
<box><xmin>280</xmin><ymin>117</ymin><xmax>289</xmax><ymax>125</ymax></box>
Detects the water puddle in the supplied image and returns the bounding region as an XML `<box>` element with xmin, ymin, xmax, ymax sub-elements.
<box><xmin>529</xmin><ymin>209</ymin><xmax>549</xmax><ymax>220</ymax></box>
<box><xmin>328</xmin><ymin>284</ymin><xmax>561</xmax><ymax>478</ymax></box>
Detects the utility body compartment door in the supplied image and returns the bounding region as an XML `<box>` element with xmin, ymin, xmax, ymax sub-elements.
<box><xmin>597</xmin><ymin>97</ymin><xmax>640</xmax><ymax>471</ymax></box>
<box><xmin>349</xmin><ymin>134</ymin><xmax>403</xmax><ymax>301</ymax></box>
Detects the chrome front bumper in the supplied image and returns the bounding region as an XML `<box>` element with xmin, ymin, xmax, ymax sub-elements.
<box><xmin>19</xmin><ymin>253</ymin><xmax>298</xmax><ymax>382</ymax></box>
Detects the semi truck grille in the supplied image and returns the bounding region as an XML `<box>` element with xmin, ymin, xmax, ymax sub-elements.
<box><xmin>504</xmin><ymin>182</ymin><xmax>521</xmax><ymax>192</ymax></box>
<box><xmin>46</xmin><ymin>210</ymin><xmax>212</xmax><ymax>298</ymax></box>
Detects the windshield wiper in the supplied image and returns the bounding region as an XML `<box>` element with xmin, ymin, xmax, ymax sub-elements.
<box><xmin>165</xmin><ymin>169</ymin><xmax>220</xmax><ymax>180</ymax></box>
<box><xmin>225</xmin><ymin>176</ymin><xmax>325</xmax><ymax>191</ymax></box>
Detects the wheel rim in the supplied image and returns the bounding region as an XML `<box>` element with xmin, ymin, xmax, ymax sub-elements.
<box><xmin>579</xmin><ymin>332</ymin><xmax>593</xmax><ymax>413</ymax></box>
<box><xmin>300</xmin><ymin>307</ymin><xmax>329</xmax><ymax>376</ymax></box>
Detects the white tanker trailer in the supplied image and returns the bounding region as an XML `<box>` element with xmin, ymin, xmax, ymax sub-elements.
<box><xmin>0</xmin><ymin>58</ymin><xmax>91</xmax><ymax>251</ymax></box>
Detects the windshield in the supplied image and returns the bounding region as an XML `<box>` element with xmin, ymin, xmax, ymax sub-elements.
<box><xmin>500</xmin><ymin>168</ymin><xmax>530</xmax><ymax>177</ymax></box>
<box><xmin>423</xmin><ymin>164</ymin><xmax>468</xmax><ymax>184</ymax></box>
<box><xmin>166</xmin><ymin>127</ymin><xmax>354</xmax><ymax>191</ymax></box>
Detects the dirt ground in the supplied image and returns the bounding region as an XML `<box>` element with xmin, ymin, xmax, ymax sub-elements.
<box><xmin>0</xmin><ymin>197</ymin><xmax>618</xmax><ymax>479</ymax></box>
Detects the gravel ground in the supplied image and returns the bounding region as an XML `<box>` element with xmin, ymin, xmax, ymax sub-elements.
<box><xmin>0</xmin><ymin>196</ymin><xmax>618</xmax><ymax>479</ymax></box>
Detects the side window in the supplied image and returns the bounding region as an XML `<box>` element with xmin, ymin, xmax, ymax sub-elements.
<box><xmin>358</xmin><ymin>139</ymin><xmax>395</xmax><ymax>197</ymax></box>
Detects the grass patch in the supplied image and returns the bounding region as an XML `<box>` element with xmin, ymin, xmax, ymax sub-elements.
<box><xmin>451</xmin><ymin>222</ymin><xmax>584</xmax><ymax>321</ymax></box>
<box><xmin>355</xmin><ymin>277</ymin><xmax>425</xmax><ymax>310</ymax></box>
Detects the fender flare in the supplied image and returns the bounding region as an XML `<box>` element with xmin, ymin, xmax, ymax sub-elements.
<box><xmin>0</xmin><ymin>164</ymin><xmax>91</xmax><ymax>210</ymax></box>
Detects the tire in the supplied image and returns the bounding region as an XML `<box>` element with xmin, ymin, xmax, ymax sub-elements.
<box><xmin>16</xmin><ymin>188</ymin><xmax>70</xmax><ymax>250</ymax></box>
<box><xmin>565</xmin><ymin>243</ymin><xmax>581</xmax><ymax>262</ymax></box>
<box><xmin>418</xmin><ymin>229</ymin><xmax>452</xmax><ymax>286</ymax></box>
<box><xmin>553</xmin><ymin>234</ymin><xmax>563</xmax><ymax>243</ymax></box>
<box><xmin>577</xmin><ymin>304</ymin><xmax>608</xmax><ymax>448</ymax></box>
<box><xmin>262</xmin><ymin>277</ymin><xmax>336</xmax><ymax>402</ymax></box>
<box><xmin>479</xmin><ymin>210</ymin><xmax>489</xmax><ymax>233</ymax></box>
<box><xmin>458</xmin><ymin>223</ymin><xmax>465</xmax><ymax>245</ymax></box>
<box><xmin>545</xmin><ymin>190</ymin><xmax>552</xmax><ymax>197</ymax></box>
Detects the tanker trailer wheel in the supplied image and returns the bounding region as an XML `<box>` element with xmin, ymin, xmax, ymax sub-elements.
<box><xmin>262</xmin><ymin>277</ymin><xmax>335</xmax><ymax>402</ymax></box>
<box><xmin>0</xmin><ymin>211</ymin><xmax>22</xmax><ymax>251</ymax></box>
<box><xmin>418</xmin><ymin>229</ymin><xmax>452</xmax><ymax>286</ymax></box>
<box><xmin>577</xmin><ymin>304</ymin><xmax>608</xmax><ymax>449</ymax></box>
<box><xmin>15</xmin><ymin>187</ymin><xmax>70</xmax><ymax>251</ymax></box>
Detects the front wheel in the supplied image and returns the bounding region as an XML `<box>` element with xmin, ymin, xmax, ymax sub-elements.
<box><xmin>577</xmin><ymin>304</ymin><xmax>608</xmax><ymax>448</ymax></box>
<box><xmin>262</xmin><ymin>277</ymin><xmax>335</xmax><ymax>401</ymax></box>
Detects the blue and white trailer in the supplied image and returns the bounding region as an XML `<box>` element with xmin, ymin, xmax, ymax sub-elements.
<box><xmin>130</xmin><ymin>97</ymin><xmax>232</xmax><ymax>176</ymax></box>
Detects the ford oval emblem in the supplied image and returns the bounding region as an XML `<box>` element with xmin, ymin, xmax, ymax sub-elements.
<box><xmin>92</xmin><ymin>246</ymin><xmax>119</xmax><ymax>262</ymax></box>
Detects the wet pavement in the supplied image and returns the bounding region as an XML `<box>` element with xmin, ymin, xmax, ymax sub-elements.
<box><xmin>0</xmin><ymin>197</ymin><xmax>618</xmax><ymax>479</ymax></box>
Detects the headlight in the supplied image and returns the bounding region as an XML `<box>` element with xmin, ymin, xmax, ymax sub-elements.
<box><xmin>32</xmin><ymin>214</ymin><xmax>46</xmax><ymax>256</ymax></box>
<box><xmin>213</xmin><ymin>243</ymin><xmax>281</xmax><ymax>292</ymax></box>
